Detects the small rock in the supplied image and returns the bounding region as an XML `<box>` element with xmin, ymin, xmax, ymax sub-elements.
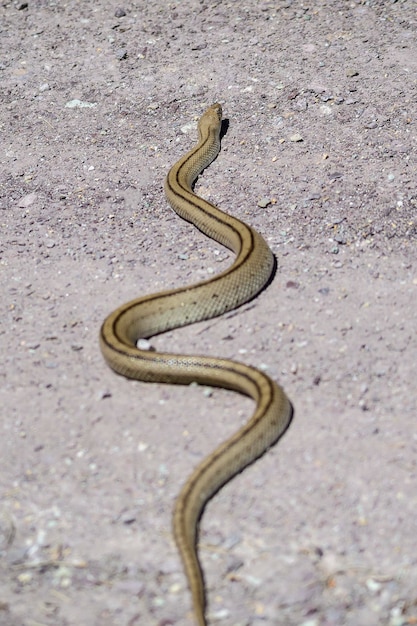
<box><xmin>346</xmin><ymin>68</ymin><xmax>359</xmax><ymax>77</ymax></box>
<box><xmin>191</xmin><ymin>42</ymin><xmax>207</xmax><ymax>51</ymax></box>
<box><xmin>115</xmin><ymin>48</ymin><xmax>127</xmax><ymax>60</ymax></box>
<box><xmin>65</xmin><ymin>99</ymin><xmax>97</xmax><ymax>108</ymax></box>
<box><xmin>257</xmin><ymin>197</ymin><xmax>272</xmax><ymax>208</ymax></box>
<box><xmin>114</xmin><ymin>8</ymin><xmax>126</xmax><ymax>17</ymax></box>
<box><xmin>26</xmin><ymin>342</ymin><xmax>40</xmax><ymax>350</ymax></box>
<box><xmin>17</xmin><ymin>572</ymin><xmax>32</xmax><ymax>584</ymax></box>
<box><xmin>17</xmin><ymin>192</ymin><xmax>37</xmax><ymax>208</ymax></box>
<box><xmin>98</xmin><ymin>389</ymin><xmax>112</xmax><ymax>400</ymax></box>
<box><xmin>389</xmin><ymin>606</ymin><xmax>406</xmax><ymax>626</ymax></box>
<box><xmin>120</xmin><ymin>509</ymin><xmax>138</xmax><ymax>524</ymax></box>
<box><xmin>137</xmin><ymin>338</ymin><xmax>152</xmax><ymax>351</ymax></box>
<box><xmin>334</xmin><ymin>233</ymin><xmax>347</xmax><ymax>244</ymax></box>
<box><xmin>289</xmin><ymin>133</ymin><xmax>303</xmax><ymax>142</ymax></box>
<box><xmin>366</xmin><ymin>578</ymin><xmax>382</xmax><ymax>593</ymax></box>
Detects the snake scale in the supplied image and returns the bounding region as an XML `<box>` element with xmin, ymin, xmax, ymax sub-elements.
<box><xmin>100</xmin><ymin>103</ymin><xmax>293</xmax><ymax>625</ymax></box>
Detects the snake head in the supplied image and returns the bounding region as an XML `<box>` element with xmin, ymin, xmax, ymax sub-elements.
<box><xmin>208</xmin><ymin>102</ymin><xmax>223</xmax><ymax>121</ymax></box>
<box><xmin>198</xmin><ymin>103</ymin><xmax>223</xmax><ymax>138</ymax></box>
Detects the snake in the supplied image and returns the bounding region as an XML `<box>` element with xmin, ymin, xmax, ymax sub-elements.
<box><xmin>99</xmin><ymin>103</ymin><xmax>293</xmax><ymax>626</ymax></box>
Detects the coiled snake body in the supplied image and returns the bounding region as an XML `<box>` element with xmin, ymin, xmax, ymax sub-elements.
<box><xmin>100</xmin><ymin>103</ymin><xmax>292</xmax><ymax>625</ymax></box>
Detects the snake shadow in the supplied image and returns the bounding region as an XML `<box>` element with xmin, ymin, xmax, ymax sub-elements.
<box><xmin>220</xmin><ymin>117</ymin><xmax>229</xmax><ymax>140</ymax></box>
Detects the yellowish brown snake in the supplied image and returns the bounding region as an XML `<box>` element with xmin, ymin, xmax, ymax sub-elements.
<box><xmin>100</xmin><ymin>103</ymin><xmax>293</xmax><ymax>625</ymax></box>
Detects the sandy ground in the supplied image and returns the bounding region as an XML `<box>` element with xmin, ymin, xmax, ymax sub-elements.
<box><xmin>1</xmin><ymin>1</ymin><xmax>417</xmax><ymax>625</ymax></box>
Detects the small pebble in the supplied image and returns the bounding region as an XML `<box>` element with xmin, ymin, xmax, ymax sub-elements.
<box><xmin>17</xmin><ymin>572</ymin><xmax>32</xmax><ymax>584</ymax></box>
<box><xmin>257</xmin><ymin>197</ymin><xmax>271</xmax><ymax>208</ymax></box>
<box><xmin>17</xmin><ymin>192</ymin><xmax>37</xmax><ymax>208</ymax></box>
<box><xmin>98</xmin><ymin>389</ymin><xmax>112</xmax><ymax>400</ymax></box>
<box><xmin>334</xmin><ymin>233</ymin><xmax>347</xmax><ymax>244</ymax></box>
<box><xmin>36</xmin><ymin>529</ymin><xmax>47</xmax><ymax>547</ymax></box>
<box><xmin>120</xmin><ymin>509</ymin><xmax>138</xmax><ymax>524</ymax></box>
<box><xmin>137</xmin><ymin>338</ymin><xmax>152</xmax><ymax>350</ymax></box>
<box><xmin>115</xmin><ymin>48</ymin><xmax>127</xmax><ymax>60</ymax></box>
<box><xmin>65</xmin><ymin>99</ymin><xmax>97</xmax><ymax>109</ymax></box>
<box><xmin>366</xmin><ymin>578</ymin><xmax>382</xmax><ymax>593</ymax></box>
<box><xmin>289</xmin><ymin>133</ymin><xmax>303</xmax><ymax>142</ymax></box>
<box><xmin>191</xmin><ymin>43</ymin><xmax>207</xmax><ymax>51</ymax></box>
<box><xmin>211</xmin><ymin>609</ymin><xmax>230</xmax><ymax>620</ymax></box>
<box><xmin>114</xmin><ymin>8</ymin><xmax>126</xmax><ymax>17</ymax></box>
<box><xmin>389</xmin><ymin>606</ymin><xmax>406</xmax><ymax>626</ymax></box>
<box><xmin>26</xmin><ymin>343</ymin><xmax>40</xmax><ymax>350</ymax></box>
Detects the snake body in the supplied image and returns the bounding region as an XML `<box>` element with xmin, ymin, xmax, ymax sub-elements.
<box><xmin>100</xmin><ymin>103</ymin><xmax>292</xmax><ymax>625</ymax></box>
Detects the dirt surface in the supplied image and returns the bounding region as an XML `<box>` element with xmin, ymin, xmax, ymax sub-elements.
<box><xmin>1</xmin><ymin>1</ymin><xmax>417</xmax><ymax>625</ymax></box>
